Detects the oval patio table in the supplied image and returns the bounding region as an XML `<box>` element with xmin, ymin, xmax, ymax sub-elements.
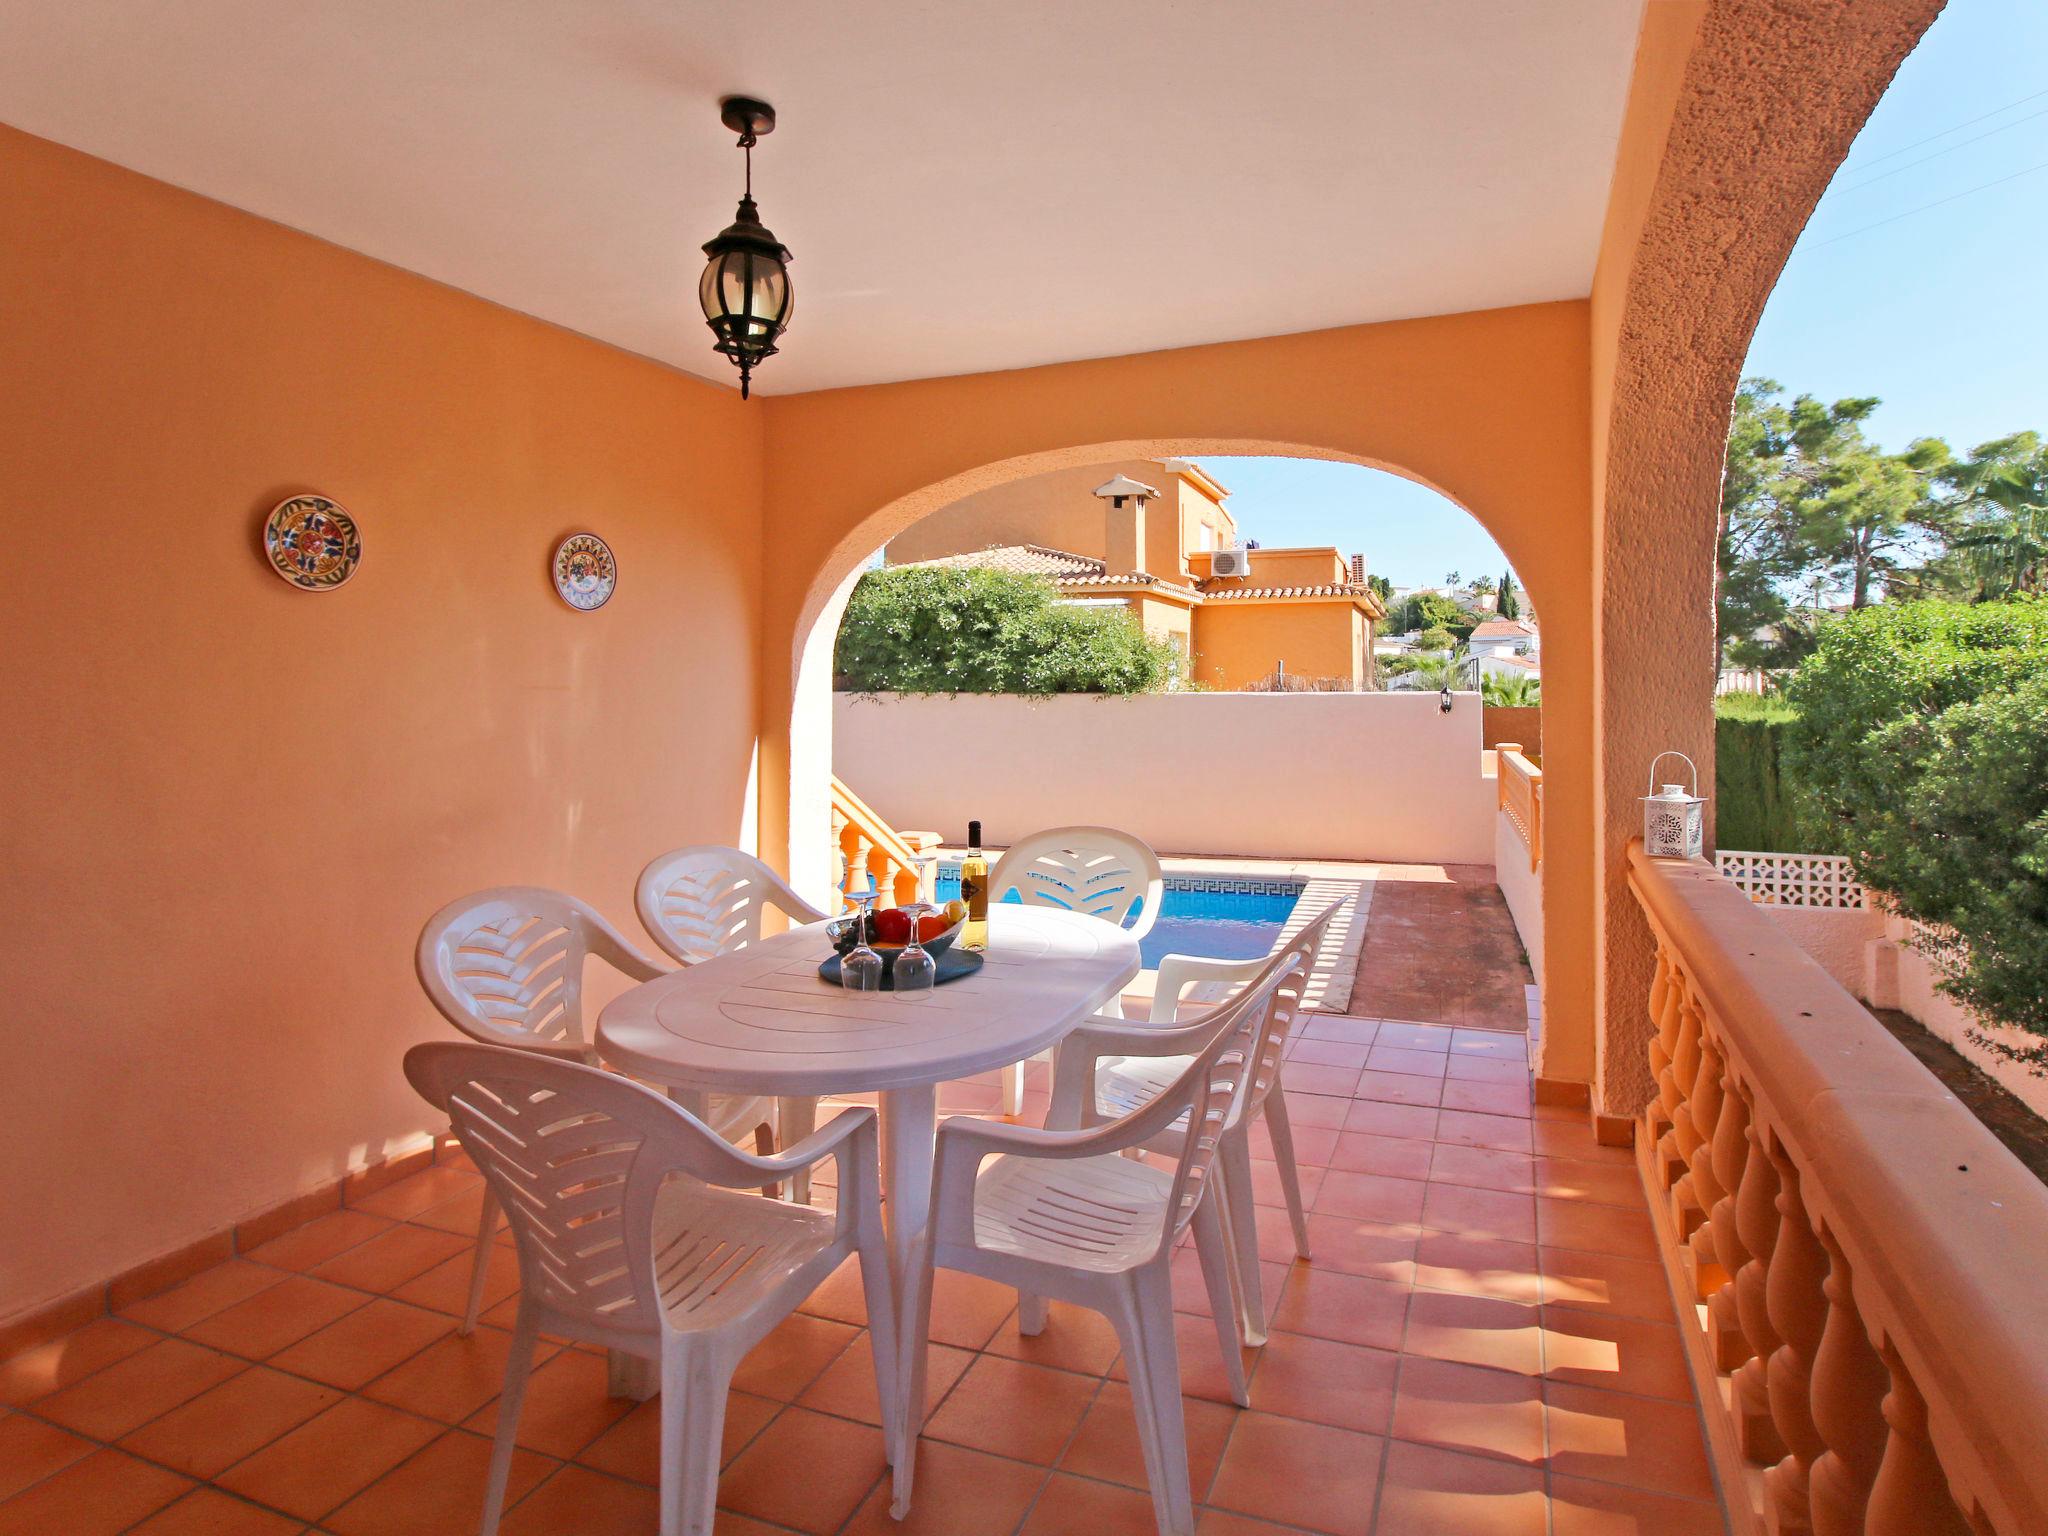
<box><xmin>596</xmin><ymin>904</ymin><xmax>1141</xmax><ymax>1339</ymax></box>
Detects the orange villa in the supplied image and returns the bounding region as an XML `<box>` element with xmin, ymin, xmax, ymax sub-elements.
<box><xmin>2</xmin><ymin>4</ymin><xmax>2042</xmax><ymax>1536</ymax></box>
<box><xmin>887</xmin><ymin>458</ymin><xmax>1387</xmax><ymax>688</ymax></box>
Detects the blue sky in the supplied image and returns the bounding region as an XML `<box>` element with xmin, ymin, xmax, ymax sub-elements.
<box><xmin>1204</xmin><ymin>0</ymin><xmax>2048</xmax><ymax>588</ymax></box>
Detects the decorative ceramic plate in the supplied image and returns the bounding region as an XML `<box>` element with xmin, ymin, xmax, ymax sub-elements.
<box><xmin>263</xmin><ymin>495</ymin><xmax>362</xmax><ymax>591</ymax></box>
<box><xmin>553</xmin><ymin>533</ymin><xmax>617</xmax><ymax>611</ymax></box>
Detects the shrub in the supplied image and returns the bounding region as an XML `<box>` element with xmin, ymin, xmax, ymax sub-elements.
<box><xmin>1713</xmin><ymin>694</ymin><xmax>1801</xmax><ymax>851</ymax></box>
<box><xmin>1785</xmin><ymin>598</ymin><xmax>2048</xmax><ymax>1043</ymax></box>
<box><xmin>1416</xmin><ymin>626</ymin><xmax>1457</xmax><ymax>652</ymax></box>
<box><xmin>834</xmin><ymin>565</ymin><xmax>1175</xmax><ymax>696</ymax></box>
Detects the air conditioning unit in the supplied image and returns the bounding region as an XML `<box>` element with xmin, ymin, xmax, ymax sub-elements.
<box><xmin>1209</xmin><ymin>546</ymin><xmax>1252</xmax><ymax>579</ymax></box>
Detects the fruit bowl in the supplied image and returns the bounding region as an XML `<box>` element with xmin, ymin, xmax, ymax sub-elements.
<box><xmin>825</xmin><ymin>909</ymin><xmax>965</xmax><ymax>977</ymax></box>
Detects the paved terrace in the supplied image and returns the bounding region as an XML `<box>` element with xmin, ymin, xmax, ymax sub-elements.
<box><xmin>0</xmin><ymin>867</ymin><xmax>1718</xmax><ymax>1536</ymax></box>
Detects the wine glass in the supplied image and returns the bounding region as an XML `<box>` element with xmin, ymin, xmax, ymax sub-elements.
<box><xmin>894</xmin><ymin>902</ymin><xmax>938</xmax><ymax>992</ymax></box>
<box><xmin>841</xmin><ymin>892</ymin><xmax>885</xmax><ymax>992</ymax></box>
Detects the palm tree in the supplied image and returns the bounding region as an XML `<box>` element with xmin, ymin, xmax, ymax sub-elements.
<box><xmin>1481</xmin><ymin>673</ymin><xmax>1541</xmax><ymax>707</ymax></box>
<box><xmin>1939</xmin><ymin>432</ymin><xmax>2048</xmax><ymax>598</ymax></box>
<box><xmin>1409</xmin><ymin>647</ymin><xmax>1472</xmax><ymax>691</ymax></box>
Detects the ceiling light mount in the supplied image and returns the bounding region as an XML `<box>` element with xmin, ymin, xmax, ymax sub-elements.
<box><xmin>698</xmin><ymin>95</ymin><xmax>793</xmax><ymax>399</ymax></box>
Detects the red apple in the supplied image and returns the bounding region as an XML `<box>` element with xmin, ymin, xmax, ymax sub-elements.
<box><xmin>871</xmin><ymin>907</ymin><xmax>913</xmax><ymax>945</ymax></box>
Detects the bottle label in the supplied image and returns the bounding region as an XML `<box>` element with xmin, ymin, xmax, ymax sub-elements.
<box><xmin>962</xmin><ymin>870</ymin><xmax>987</xmax><ymax>919</ymax></box>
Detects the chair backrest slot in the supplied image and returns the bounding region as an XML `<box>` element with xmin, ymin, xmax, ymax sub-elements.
<box><xmin>989</xmin><ymin>827</ymin><xmax>1165</xmax><ymax>939</ymax></box>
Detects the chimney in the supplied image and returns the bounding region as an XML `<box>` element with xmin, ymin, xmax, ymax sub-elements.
<box><xmin>1093</xmin><ymin>474</ymin><xmax>1157</xmax><ymax>576</ymax></box>
<box><xmin>1350</xmin><ymin>554</ymin><xmax>1366</xmax><ymax>585</ymax></box>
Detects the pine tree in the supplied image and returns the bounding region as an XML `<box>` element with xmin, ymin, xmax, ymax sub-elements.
<box><xmin>1496</xmin><ymin>569</ymin><xmax>1520</xmax><ymax>619</ymax></box>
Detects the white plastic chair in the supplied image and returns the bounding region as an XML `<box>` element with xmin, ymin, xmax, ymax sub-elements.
<box><xmin>1047</xmin><ymin>901</ymin><xmax>1348</xmax><ymax>1347</ymax></box>
<box><xmin>988</xmin><ymin>827</ymin><xmax>1165</xmax><ymax>1114</ymax></box>
<box><xmin>415</xmin><ymin>886</ymin><xmax>774</xmax><ymax>1333</ymax></box>
<box><xmin>636</xmin><ymin>845</ymin><xmax>831</xmax><ymax>1203</ymax></box>
<box><xmin>404</xmin><ymin>1042</ymin><xmax>898</xmax><ymax>1536</ymax></box>
<box><xmin>894</xmin><ymin>958</ymin><xmax>1297</xmax><ymax>1536</ymax></box>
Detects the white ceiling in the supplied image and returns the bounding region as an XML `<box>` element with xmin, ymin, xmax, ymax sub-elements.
<box><xmin>0</xmin><ymin>0</ymin><xmax>1646</xmax><ymax>394</ymax></box>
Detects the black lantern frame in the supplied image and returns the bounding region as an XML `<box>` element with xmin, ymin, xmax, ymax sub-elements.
<box><xmin>699</xmin><ymin>97</ymin><xmax>793</xmax><ymax>399</ymax></box>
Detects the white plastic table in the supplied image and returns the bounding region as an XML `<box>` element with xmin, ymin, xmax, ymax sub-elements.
<box><xmin>596</xmin><ymin>904</ymin><xmax>1141</xmax><ymax>1295</ymax></box>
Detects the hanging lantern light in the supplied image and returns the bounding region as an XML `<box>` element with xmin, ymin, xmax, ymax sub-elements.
<box><xmin>698</xmin><ymin>96</ymin><xmax>793</xmax><ymax>399</ymax></box>
<box><xmin>1641</xmin><ymin>752</ymin><xmax>1706</xmax><ymax>859</ymax></box>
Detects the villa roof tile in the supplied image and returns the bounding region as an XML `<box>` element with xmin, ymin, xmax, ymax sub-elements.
<box><xmin>1471</xmin><ymin>618</ymin><xmax>1538</xmax><ymax>638</ymax></box>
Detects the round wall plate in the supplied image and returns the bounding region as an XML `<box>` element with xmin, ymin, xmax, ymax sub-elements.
<box><xmin>263</xmin><ymin>495</ymin><xmax>362</xmax><ymax>591</ymax></box>
<box><xmin>553</xmin><ymin>532</ymin><xmax>617</xmax><ymax>611</ymax></box>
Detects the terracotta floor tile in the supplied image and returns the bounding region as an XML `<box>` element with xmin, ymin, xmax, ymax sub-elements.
<box><xmin>1195</xmin><ymin>1511</ymin><xmax>1305</xmax><ymax>1535</ymax></box>
<box><xmin>923</xmin><ymin>1268</ymin><xmax>1021</xmax><ymax>1351</ymax></box>
<box><xmin>843</xmin><ymin>1440</ymin><xmax>1045</xmax><ymax>1536</ymax></box>
<box><xmin>1420</xmin><ymin>1183</ymin><xmax>1537</xmax><ymax>1245</ymax></box>
<box><xmin>1282</xmin><ymin>1091</ymin><xmax>1355</xmax><ymax>1130</ymax></box>
<box><xmin>1536</xmin><ymin>1199</ymin><xmax>1658</xmax><ymax>1262</ymax></box>
<box><xmin>1327</xmin><ymin>1131</ymin><xmax>1434</xmax><ymax>1182</ymax></box>
<box><xmin>119</xmin><ymin>1261</ymin><xmax>288</xmax><ymax>1333</ymax></box>
<box><xmin>1297</xmin><ymin>1215</ymin><xmax>1419</xmax><ymax>1283</ymax></box>
<box><xmin>1439</xmin><ymin>1078</ymin><xmax>1535</xmax><ymax>1118</ymax></box>
<box><xmin>1427</xmin><ymin>1143</ymin><xmax>1536</xmax><ymax>1195</ymax></box>
<box><xmin>389</xmin><ymin>1244</ymin><xmax>519</xmax><ymax>1320</ymax></box>
<box><xmin>461</xmin><ymin>1347</ymin><xmax>632</xmax><ymax>1459</ymax></box>
<box><xmin>1403</xmin><ymin>1291</ymin><xmax>1542</xmax><ymax>1375</ymax></box>
<box><xmin>496</xmin><ymin>1463</ymin><xmax>655</xmax><ymax>1536</ymax></box>
<box><xmin>0</xmin><ymin>1318</ymin><xmax>155</xmax><ymax>1406</ymax></box>
<box><xmin>730</xmin><ymin>1310</ymin><xmax>858</xmax><ymax>1401</ymax></box>
<box><xmin>1107</xmin><ymin>1309</ymin><xmax>1259</xmax><ymax>1407</ymax></box>
<box><xmin>215</xmin><ymin>1396</ymin><xmax>440</xmax><ymax>1522</ymax></box>
<box><xmin>1377</xmin><ymin>1023</ymin><xmax>1455</xmax><ymax>1053</ymax></box>
<box><xmin>1541</xmin><ymin>1309</ymin><xmax>1692</xmax><ymax>1400</ymax></box>
<box><xmin>1445</xmin><ymin>1054</ymin><xmax>1532</xmax><ymax>1084</ymax></box>
<box><xmin>1270</xmin><ymin>1267</ymin><xmax>1410</xmax><ymax>1352</ymax></box>
<box><xmin>1283</xmin><ymin>1062</ymin><xmax>1364</xmax><ymax>1098</ymax></box>
<box><xmin>1249</xmin><ymin>1118</ymin><xmax>1338</xmax><ymax>1169</ymax></box>
<box><xmin>801</xmin><ymin>1334</ymin><xmax>969</xmax><ymax>1428</ymax></box>
<box><xmin>267</xmin><ymin>1298</ymin><xmax>454</xmax><ymax>1390</ymax></box>
<box><xmin>719</xmin><ymin>1406</ymin><xmax>888</xmax><ymax>1533</ymax></box>
<box><xmin>1448</xmin><ymin>1029</ymin><xmax>1523</xmax><ymax>1058</ymax></box>
<box><xmin>120</xmin><ymin>1366</ymin><xmax>342</xmax><ymax>1478</ymax></box>
<box><xmin>1390</xmin><ymin>1355</ymin><xmax>1546</xmax><ymax>1463</ymax></box>
<box><xmin>309</xmin><ymin>1223</ymin><xmax>470</xmax><ymax>1293</ymax></box>
<box><xmin>1060</xmin><ymin>1378</ymin><xmax>1237</xmax><ymax>1499</ymax></box>
<box><xmin>1548</xmin><ymin>1473</ymin><xmax>1729</xmax><ymax>1535</ymax></box>
<box><xmin>1206</xmin><ymin>1410</ymin><xmax>1383</xmax><ymax>1536</ymax></box>
<box><xmin>360</xmin><ymin>1323</ymin><xmax>550</xmax><ymax>1424</ymax></box>
<box><xmin>408</xmin><ymin>1183</ymin><xmax>501</xmax><ymax>1238</ymax></box>
<box><xmin>1532</xmin><ymin>1118</ymin><xmax>1631</xmax><ymax>1162</ymax></box>
<box><xmin>1365</xmin><ymin>1046</ymin><xmax>1450</xmax><ymax>1078</ymax></box>
<box><xmin>323</xmin><ymin>1427</ymin><xmax>555</xmax><ymax>1536</ymax></box>
<box><xmin>924</xmin><ymin>1354</ymin><xmax>1097</xmax><ymax>1465</ymax></box>
<box><xmin>574</xmin><ymin>1390</ymin><xmax>779</xmax><ymax>1483</ymax></box>
<box><xmin>1244</xmin><ymin>1329</ymin><xmax>1397</xmax><ymax>1434</ymax></box>
<box><xmin>1539</xmin><ymin>1248</ymin><xmax>1675</xmax><ymax>1322</ymax></box>
<box><xmin>1289</xmin><ymin>1038</ymin><xmax>1371</xmax><ymax>1070</ymax></box>
<box><xmin>0</xmin><ymin>1446</ymin><xmax>192</xmax><ymax>1536</ymax></box>
<box><xmin>348</xmin><ymin>1166</ymin><xmax>482</xmax><ymax>1221</ymax></box>
<box><xmin>1372</xmin><ymin>1437</ymin><xmax>1545</xmax><ymax>1534</ymax></box>
<box><xmin>1411</xmin><ymin>1234</ymin><xmax>1543</xmax><ymax>1304</ymax></box>
<box><xmin>35</xmin><ymin>1337</ymin><xmax>245</xmax><ymax>1440</ymax></box>
<box><xmin>795</xmin><ymin>1254</ymin><xmax>869</xmax><ymax>1327</ymax></box>
<box><xmin>986</xmin><ymin>1298</ymin><xmax>1124</xmax><ymax>1375</ymax></box>
<box><xmin>1339</xmin><ymin>1099</ymin><xmax>1438</xmax><ymax>1141</ymax></box>
<box><xmin>126</xmin><ymin>1488</ymin><xmax>301</xmax><ymax>1536</ymax></box>
<box><xmin>1435</xmin><ymin>1110</ymin><xmax>1535</xmax><ymax>1153</ymax></box>
<box><xmin>1018</xmin><ymin>1471</ymin><xmax>1159</xmax><ymax>1536</ymax></box>
<box><xmin>1247</xmin><ymin>1157</ymin><xmax>1325</xmax><ymax>1212</ymax></box>
<box><xmin>1535</xmin><ymin>1157</ymin><xmax>1646</xmax><ymax>1208</ymax></box>
<box><xmin>243</xmin><ymin>1210</ymin><xmax>395</xmax><ymax>1273</ymax></box>
<box><xmin>1299</xmin><ymin>1016</ymin><xmax>1381</xmax><ymax>1047</ymax></box>
<box><xmin>1543</xmin><ymin>1383</ymin><xmax>1715</xmax><ymax>1501</ymax></box>
<box><xmin>1313</xmin><ymin>1169</ymin><xmax>1427</xmax><ymax>1224</ymax></box>
<box><xmin>0</xmin><ymin>1411</ymin><xmax>93</xmax><ymax>1501</ymax></box>
<box><xmin>1174</xmin><ymin>1251</ymin><xmax>1290</xmax><ymax>1328</ymax></box>
<box><xmin>1354</xmin><ymin>1070</ymin><xmax>1444</xmax><ymax>1108</ymax></box>
<box><xmin>184</xmin><ymin>1274</ymin><xmax>371</xmax><ymax>1360</ymax></box>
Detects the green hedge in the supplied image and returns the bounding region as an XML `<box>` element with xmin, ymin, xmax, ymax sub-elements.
<box><xmin>1713</xmin><ymin>694</ymin><xmax>1802</xmax><ymax>852</ymax></box>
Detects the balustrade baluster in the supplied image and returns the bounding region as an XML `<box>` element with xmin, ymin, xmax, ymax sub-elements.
<box><xmin>1674</xmin><ymin>1022</ymin><xmax>1726</xmax><ymax>1248</ymax></box>
<box><xmin>1705</xmin><ymin>1070</ymin><xmax>1753</xmax><ymax>1364</ymax></box>
<box><xmin>830</xmin><ymin>809</ymin><xmax>850</xmax><ymax>911</ymax></box>
<box><xmin>1865</xmin><ymin>1342</ymin><xmax>1973</xmax><ymax>1536</ymax></box>
<box><xmin>1765</xmin><ymin>1153</ymin><xmax>1829</xmax><ymax>1535</ymax></box>
<box><xmin>1734</xmin><ymin>1121</ymin><xmax>1786</xmax><ymax>1462</ymax></box>
<box><xmin>1659</xmin><ymin>992</ymin><xmax>1704</xmax><ymax>1194</ymax></box>
<box><xmin>1647</xmin><ymin>948</ymin><xmax>1679</xmax><ymax>1144</ymax></box>
<box><xmin>1807</xmin><ymin>1231</ymin><xmax>1889</xmax><ymax>1536</ymax></box>
<box><xmin>842</xmin><ymin>828</ymin><xmax>873</xmax><ymax>911</ymax></box>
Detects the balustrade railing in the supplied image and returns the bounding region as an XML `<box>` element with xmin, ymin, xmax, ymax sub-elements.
<box><xmin>1495</xmin><ymin>743</ymin><xmax>1541</xmax><ymax>871</ymax></box>
<box><xmin>1715</xmin><ymin>850</ymin><xmax>1866</xmax><ymax>910</ymax></box>
<box><xmin>1628</xmin><ymin>844</ymin><xmax>2048</xmax><ymax>1536</ymax></box>
<box><xmin>829</xmin><ymin>776</ymin><xmax>938</xmax><ymax>912</ymax></box>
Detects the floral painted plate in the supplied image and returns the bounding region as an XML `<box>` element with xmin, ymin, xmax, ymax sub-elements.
<box><xmin>553</xmin><ymin>532</ymin><xmax>617</xmax><ymax>611</ymax></box>
<box><xmin>263</xmin><ymin>495</ymin><xmax>362</xmax><ymax>591</ymax></box>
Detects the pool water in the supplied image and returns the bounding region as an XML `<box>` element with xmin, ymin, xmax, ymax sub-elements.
<box><xmin>932</xmin><ymin>867</ymin><xmax>1302</xmax><ymax>971</ymax></box>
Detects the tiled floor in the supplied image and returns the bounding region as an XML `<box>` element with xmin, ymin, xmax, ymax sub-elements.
<box><xmin>1341</xmin><ymin>866</ymin><xmax>1533</xmax><ymax>1033</ymax></box>
<box><xmin>0</xmin><ymin>1015</ymin><xmax>1716</xmax><ymax>1534</ymax></box>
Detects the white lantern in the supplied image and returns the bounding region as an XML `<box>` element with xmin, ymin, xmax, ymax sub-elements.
<box><xmin>1641</xmin><ymin>752</ymin><xmax>1705</xmax><ymax>860</ymax></box>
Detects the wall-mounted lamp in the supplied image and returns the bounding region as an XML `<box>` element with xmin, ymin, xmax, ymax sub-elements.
<box><xmin>1439</xmin><ymin>686</ymin><xmax>1453</xmax><ymax>714</ymax></box>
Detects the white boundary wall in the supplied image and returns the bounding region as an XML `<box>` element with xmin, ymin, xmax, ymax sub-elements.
<box><xmin>834</xmin><ymin>691</ymin><xmax>1495</xmax><ymax>863</ymax></box>
<box><xmin>1494</xmin><ymin>811</ymin><xmax>1543</xmax><ymax>985</ymax></box>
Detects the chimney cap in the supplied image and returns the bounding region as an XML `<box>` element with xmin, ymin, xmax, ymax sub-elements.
<box><xmin>1092</xmin><ymin>474</ymin><xmax>1158</xmax><ymax>502</ymax></box>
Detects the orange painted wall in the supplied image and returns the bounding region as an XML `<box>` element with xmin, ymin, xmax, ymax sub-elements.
<box><xmin>1192</xmin><ymin>601</ymin><xmax>1365</xmax><ymax>690</ymax></box>
<box><xmin>755</xmin><ymin>301</ymin><xmax>1598</xmax><ymax>1084</ymax></box>
<box><xmin>0</xmin><ymin>126</ymin><xmax>764</xmax><ymax>1322</ymax></box>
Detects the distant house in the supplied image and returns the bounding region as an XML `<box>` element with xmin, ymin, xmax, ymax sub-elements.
<box><xmin>886</xmin><ymin>459</ymin><xmax>1387</xmax><ymax>690</ymax></box>
<box><xmin>1469</xmin><ymin>617</ymin><xmax>1541</xmax><ymax>682</ymax></box>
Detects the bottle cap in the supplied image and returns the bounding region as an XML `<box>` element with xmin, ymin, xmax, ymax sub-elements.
<box><xmin>968</xmin><ymin>820</ymin><xmax>982</xmax><ymax>846</ymax></box>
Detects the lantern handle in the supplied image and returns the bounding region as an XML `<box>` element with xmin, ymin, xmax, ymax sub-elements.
<box><xmin>1647</xmin><ymin>751</ymin><xmax>1698</xmax><ymax>797</ymax></box>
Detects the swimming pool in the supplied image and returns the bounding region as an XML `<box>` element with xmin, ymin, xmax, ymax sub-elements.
<box><xmin>932</xmin><ymin>865</ymin><xmax>1303</xmax><ymax>970</ymax></box>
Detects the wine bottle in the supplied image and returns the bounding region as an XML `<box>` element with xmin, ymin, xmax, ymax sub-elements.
<box><xmin>960</xmin><ymin>820</ymin><xmax>989</xmax><ymax>952</ymax></box>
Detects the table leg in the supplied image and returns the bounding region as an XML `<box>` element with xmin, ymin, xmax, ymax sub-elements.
<box><xmin>879</xmin><ymin>1085</ymin><xmax>940</xmax><ymax>1295</ymax></box>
